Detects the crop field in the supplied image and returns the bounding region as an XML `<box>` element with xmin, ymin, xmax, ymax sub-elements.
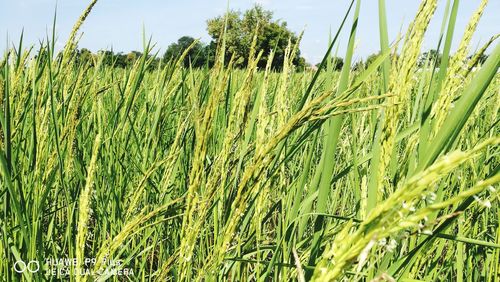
<box><xmin>0</xmin><ymin>0</ymin><xmax>499</xmax><ymax>281</ymax></box>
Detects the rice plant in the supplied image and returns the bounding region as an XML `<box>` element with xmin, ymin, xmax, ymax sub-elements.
<box><xmin>0</xmin><ymin>0</ymin><xmax>499</xmax><ymax>281</ymax></box>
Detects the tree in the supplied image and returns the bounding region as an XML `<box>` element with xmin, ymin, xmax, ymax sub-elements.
<box><xmin>418</xmin><ymin>49</ymin><xmax>442</xmax><ymax>67</ymax></box>
<box><xmin>206</xmin><ymin>5</ymin><xmax>305</xmax><ymax>70</ymax></box>
<box><xmin>315</xmin><ymin>56</ymin><xmax>344</xmax><ymax>71</ymax></box>
<box><xmin>468</xmin><ymin>53</ymin><xmax>489</xmax><ymax>65</ymax></box>
<box><xmin>365</xmin><ymin>53</ymin><xmax>380</xmax><ymax>67</ymax></box>
<box><xmin>352</xmin><ymin>60</ymin><xmax>365</xmax><ymax>71</ymax></box>
<box><xmin>114</xmin><ymin>52</ymin><xmax>127</xmax><ymax>68</ymax></box>
<box><xmin>76</xmin><ymin>48</ymin><xmax>94</xmax><ymax>66</ymax></box>
<box><xmin>97</xmin><ymin>50</ymin><xmax>115</xmax><ymax>67</ymax></box>
<box><xmin>73</xmin><ymin>48</ymin><xmax>161</xmax><ymax>71</ymax></box>
<box><xmin>126</xmin><ymin>51</ymin><xmax>139</xmax><ymax>66</ymax></box>
<box><xmin>163</xmin><ymin>36</ymin><xmax>207</xmax><ymax>68</ymax></box>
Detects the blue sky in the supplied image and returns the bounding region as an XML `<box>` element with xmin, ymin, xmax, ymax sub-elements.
<box><xmin>1</xmin><ymin>0</ymin><xmax>498</xmax><ymax>64</ymax></box>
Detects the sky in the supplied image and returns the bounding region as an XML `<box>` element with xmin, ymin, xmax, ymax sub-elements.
<box><xmin>1</xmin><ymin>0</ymin><xmax>498</xmax><ymax>64</ymax></box>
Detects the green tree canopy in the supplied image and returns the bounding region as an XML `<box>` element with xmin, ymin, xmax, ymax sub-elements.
<box><xmin>163</xmin><ymin>36</ymin><xmax>210</xmax><ymax>68</ymax></box>
<box><xmin>418</xmin><ymin>49</ymin><xmax>442</xmax><ymax>67</ymax></box>
<box><xmin>207</xmin><ymin>5</ymin><xmax>305</xmax><ymax>70</ymax></box>
<box><xmin>315</xmin><ymin>56</ymin><xmax>344</xmax><ymax>71</ymax></box>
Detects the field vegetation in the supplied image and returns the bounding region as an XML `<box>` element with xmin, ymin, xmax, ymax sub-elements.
<box><xmin>0</xmin><ymin>0</ymin><xmax>499</xmax><ymax>281</ymax></box>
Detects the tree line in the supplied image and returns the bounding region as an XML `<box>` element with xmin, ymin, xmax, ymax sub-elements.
<box><xmin>75</xmin><ymin>5</ymin><xmax>306</xmax><ymax>71</ymax></box>
<box><xmin>73</xmin><ymin>5</ymin><xmax>490</xmax><ymax>72</ymax></box>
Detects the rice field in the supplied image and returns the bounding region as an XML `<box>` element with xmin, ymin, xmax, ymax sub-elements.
<box><xmin>1</xmin><ymin>0</ymin><xmax>499</xmax><ymax>281</ymax></box>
